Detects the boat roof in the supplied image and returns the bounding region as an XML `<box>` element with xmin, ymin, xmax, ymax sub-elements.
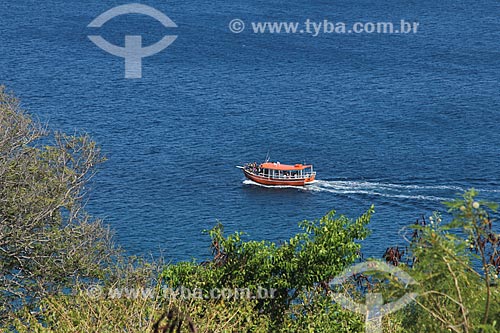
<box><xmin>260</xmin><ymin>162</ymin><xmax>312</xmax><ymax>171</ymax></box>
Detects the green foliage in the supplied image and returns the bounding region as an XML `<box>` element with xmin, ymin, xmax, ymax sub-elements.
<box><xmin>161</xmin><ymin>207</ymin><xmax>373</xmax><ymax>330</ymax></box>
<box><xmin>282</xmin><ymin>289</ymin><xmax>366</xmax><ymax>333</ymax></box>
<box><xmin>399</xmin><ymin>190</ymin><xmax>500</xmax><ymax>332</ymax></box>
<box><xmin>7</xmin><ymin>285</ymin><xmax>273</xmax><ymax>333</ymax></box>
<box><xmin>5</xmin><ymin>253</ymin><xmax>272</xmax><ymax>332</ymax></box>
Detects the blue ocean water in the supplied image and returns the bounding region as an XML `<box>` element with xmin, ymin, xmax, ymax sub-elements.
<box><xmin>1</xmin><ymin>1</ymin><xmax>499</xmax><ymax>261</ymax></box>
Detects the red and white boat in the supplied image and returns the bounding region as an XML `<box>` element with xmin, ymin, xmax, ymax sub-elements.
<box><xmin>238</xmin><ymin>161</ymin><xmax>316</xmax><ymax>186</ymax></box>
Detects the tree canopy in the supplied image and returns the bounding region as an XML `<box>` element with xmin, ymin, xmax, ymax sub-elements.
<box><xmin>0</xmin><ymin>86</ymin><xmax>114</xmax><ymax>318</ymax></box>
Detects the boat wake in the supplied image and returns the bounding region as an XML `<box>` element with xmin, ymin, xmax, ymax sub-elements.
<box><xmin>306</xmin><ymin>180</ymin><xmax>455</xmax><ymax>201</ymax></box>
<box><xmin>243</xmin><ymin>179</ymin><xmax>500</xmax><ymax>202</ymax></box>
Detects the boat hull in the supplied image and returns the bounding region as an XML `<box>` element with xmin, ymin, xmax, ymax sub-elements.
<box><xmin>243</xmin><ymin>169</ymin><xmax>315</xmax><ymax>186</ymax></box>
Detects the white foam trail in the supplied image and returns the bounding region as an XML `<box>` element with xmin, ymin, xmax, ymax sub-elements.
<box><xmin>307</xmin><ymin>185</ymin><xmax>448</xmax><ymax>201</ymax></box>
<box><xmin>304</xmin><ymin>180</ymin><xmax>453</xmax><ymax>201</ymax></box>
<box><xmin>243</xmin><ymin>179</ymin><xmax>499</xmax><ymax>202</ymax></box>
<box><xmin>313</xmin><ymin>180</ymin><xmax>464</xmax><ymax>191</ymax></box>
<box><xmin>480</xmin><ymin>189</ymin><xmax>500</xmax><ymax>193</ymax></box>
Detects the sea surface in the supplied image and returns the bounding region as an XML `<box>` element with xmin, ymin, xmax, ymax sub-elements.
<box><xmin>1</xmin><ymin>0</ymin><xmax>499</xmax><ymax>262</ymax></box>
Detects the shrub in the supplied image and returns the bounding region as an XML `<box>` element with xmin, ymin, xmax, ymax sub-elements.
<box><xmin>161</xmin><ymin>207</ymin><xmax>374</xmax><ymax>330</ymax></box>
<box><xmin>391</xmin><ymin>190</ymin><xmax>500</xmax><ymax>332</ymax></box>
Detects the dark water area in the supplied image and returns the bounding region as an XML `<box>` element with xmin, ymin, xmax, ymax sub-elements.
<box><xmin>0</xmin><ymin>0</ymin><xmax>499</xmax><ymax>262</ymax></box>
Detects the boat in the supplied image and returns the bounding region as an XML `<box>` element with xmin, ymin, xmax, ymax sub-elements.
<box><xmin>237</xmin><ymin>161</ymin><xmax>316</xmax><ymax>186</ymax></box>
